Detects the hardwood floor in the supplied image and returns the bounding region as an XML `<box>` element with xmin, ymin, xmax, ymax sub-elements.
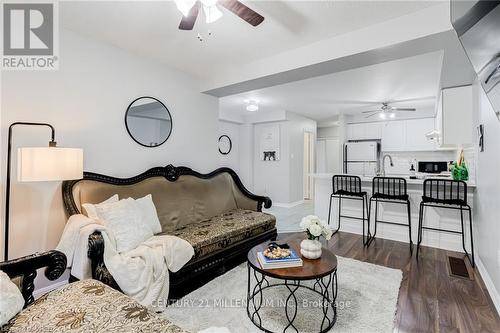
<box><xmin>277</xmin><ymin>231</ymin><xmax>500</xmax><ymax>333</ymax></box>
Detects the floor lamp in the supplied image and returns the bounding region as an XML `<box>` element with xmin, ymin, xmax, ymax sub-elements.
<box><xmin>4</xmin><ymin>122</ymin><xmax>83</xmax><ymax>260</ymax></box>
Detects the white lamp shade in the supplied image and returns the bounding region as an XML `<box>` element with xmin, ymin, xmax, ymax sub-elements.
<box><xmin>17</xmin><ymin>147</ymin><xmax>83</xmax><ymax>182</ymax></box>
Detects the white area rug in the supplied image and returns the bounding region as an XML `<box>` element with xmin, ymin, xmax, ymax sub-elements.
<box><xmin>162</xmin><ymin>257</ymin><xmax>402</xmax><ymax>333</ymax></box>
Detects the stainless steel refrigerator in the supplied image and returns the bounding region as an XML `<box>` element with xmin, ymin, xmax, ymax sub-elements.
<box><xmin>343</xmin><ymin>140</ymin><xmax>381</xmax><ymax>176</ymax></box>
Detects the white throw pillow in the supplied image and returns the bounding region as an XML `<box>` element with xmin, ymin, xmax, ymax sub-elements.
<box><xmin>82</xmin><ymin>194</ymin><xmax>119</xmax><ymax>219</ymax></box>
<box><xmin>135</xmin><ymin>194</ymin><xmax>162</xmax><ymax>234</ymax></box>
<box><xmin>0</xmin><ymin>271</ymin><xmax>24</xmax><ymax>326</ymax></box>
<box><xmin>95</xmin><ymin>198</ymin><xmax>154</xmax><ymax>253</ymax></box>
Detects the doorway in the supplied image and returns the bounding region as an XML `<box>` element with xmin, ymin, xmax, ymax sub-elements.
<box><xmin>303</xmin><ymin>131</ymin><xmax>314</xmax><ymax>200</ymax></box>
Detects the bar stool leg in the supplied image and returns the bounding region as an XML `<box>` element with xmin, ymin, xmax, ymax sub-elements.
<box><xmin>330</xmin><ymin>195</ymin><xmax>341</xmax><ymax>236</ymax></box>
<box><xmin>407</xmin><ymin>200</ymin><xmax>413</xmax><ymax>254</ymax></box>
<box><xmin>467</xmin><ymin>206</ymin><xmax>475</xmax><ymax>268</ymax></box>
<box><xmin>366</xmin><ymin>194</ymin><xmax>372</xmax><ymax>239</ymax></box>
<box><xmin>416</xmin><ymin>203</ymin><xmax>424</xmax><ymax>260</ymax></box>
<box><xmin>460</xmin><ymin>205</ymin><xmax>475</xmax><ymax>268</ymax></box>
<box><xmin>362</xmin><ymin>195</ymin><xmax>367</xmax><ymax>246</ymax></box>
<box><xmin>459</xmin><ymin>206</ymin><xmax>467</xmax><ymax>256</ymax></box>
<box><xmin>327</xmin><ymin>195</ymin><xmax>333</xmax><ymax>226</ymax></box>
<box><xmin>336</xmin><ymin>195</ymin><xmax>342</xmax><ymax>234</ymax></box>
<box><xmin>367</xmin><ymin>198</ymin><xmax>378</xmax><ymax>247</ymax></box>
<box><xmin>367</xmin><ymin>197</ymin><xmax>374</xmax><ymax>245</ymax></box>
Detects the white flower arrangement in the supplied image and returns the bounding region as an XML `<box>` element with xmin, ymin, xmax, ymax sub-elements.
<box><xmin>299</xmin><ymin>215</ymin><xmax>333</xmax><ymax>241</ymax></box>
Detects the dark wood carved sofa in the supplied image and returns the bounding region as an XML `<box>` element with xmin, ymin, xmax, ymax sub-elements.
<box><xmin>61</xmin><ymin>164</ymin><xmax>277</xmax><ymax>299</ymax></box>
<box><xmin>0</xmin><ymin>251</ymin><xmax>189</xmax><ymax>332</ymax></box>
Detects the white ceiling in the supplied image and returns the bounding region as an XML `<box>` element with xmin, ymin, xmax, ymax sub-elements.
<box><xmin>219</xmin><ymin>51</ymin><xmax>443</xmax><ymax>122</ymax></box>
<box><xmin>60</xmin><ymin>1</ymin><xmax>443</xmax><ymax>80</ymax></box>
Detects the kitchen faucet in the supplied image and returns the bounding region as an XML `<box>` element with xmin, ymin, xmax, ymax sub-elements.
<box><xmin>381</xmin><ymin>154</ymin><xmax>394</xmax><ymax>177</ymax></box>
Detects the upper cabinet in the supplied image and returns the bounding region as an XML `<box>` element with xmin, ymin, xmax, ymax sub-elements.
<box><xmin>347</xmin><ymin>118</ymin><xmax>437</xmax><ymax>151</ymax></box>
<box><xmin>381</xmin><ymin>120</ymin><xmax>406</xmax><ymax>151</ymax></box>
<box><xmin>437</xmin><ymin>85</ymin><xmax>473</xmax><ymax>147</ymax></box>
<box><xmin>405</xmin><ymin>118</ymin><xmax>436</xmax><ymax>151</ymax></box>
<box><xmin>346</xmin><ymin>122</ymin><xmax>382</xmax><ymax>140</ymax></box>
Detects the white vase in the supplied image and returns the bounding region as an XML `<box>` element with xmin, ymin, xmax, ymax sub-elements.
<box><xmin>300</xmin><ymin>239</ymin><xmax>322</xmax><ymax>259</ymax></box>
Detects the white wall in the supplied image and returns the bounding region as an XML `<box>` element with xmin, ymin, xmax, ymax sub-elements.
<box><xmin>472</xmin><ymin>82</ymin><xmax>500</xmax><ymax>313</ymax></box>
<box><xmin>251</xmin><ymin>112</ymin><xmax>316</xmax><ymax>205</ymax></box>
<box><xmin>217</xmin><ymin>121</ymin><xmax>241</xmax><ymax>174</ymax></box>
<box><xmin>1</xmin><ymin>29</ymin><xmax>219</xmax><ymax>266</ymax></box>
<box><xmin>317</xmin><ymin>126</ymin><xmax>339</xmax><ymax>139</ymax></box>
<box><xmin>287</xmin><ymin>113</ymin><xmax>316</xmax><ymax>203</ymax></box>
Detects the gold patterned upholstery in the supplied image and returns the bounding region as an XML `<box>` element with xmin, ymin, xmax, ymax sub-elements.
<box><xmin>164</xmin><ymin>209</ymin><xmax>276</xmax><ymax>259</ymax></box>
<box><xmin>2</xmin><ymin>280</ymin><xmax>189</xmax><ymax>333</ymax></box>
<box><xmin>72</xmin><ymin>173</ymin><xmax>259</xmax><ymax>232</ymax></box>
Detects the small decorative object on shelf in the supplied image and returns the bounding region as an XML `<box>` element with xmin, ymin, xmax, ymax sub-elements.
<box><xmin>299</xmin><ymin>215</ymin><xmax>333</xmax><ymax>259</ymax></box>
<box><xmin>451</xmin><ymin>149</ymin><xmax>469</xmax><ymax>181</ymax></box>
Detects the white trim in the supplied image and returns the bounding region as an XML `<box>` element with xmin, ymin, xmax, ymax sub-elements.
<box><xmin>33</xmin><ymin>280</ymin><xmax>68</xmax><ymax>299</ymax></box>
<box><xmin>476</xmin><ymin>257</ymin><xmax>500</xmax><ymax>316</ymax></box>
<box><xmin>273</xmin><ymin>200</ymin><xmax>305</xmax><ymax>208</ymax></box>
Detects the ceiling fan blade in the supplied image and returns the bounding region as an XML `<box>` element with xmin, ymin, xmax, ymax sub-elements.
<box><xmin>365</xmin><ymin>112</ymin><xmax>380</xmax><ymax>119</ymax></box>
<box><xmin>219</xmin><ymin>0</ymin><xmax>264</xmax><ymax>26</ymax></box>
<box><xmin>390</xmin><ymin>107</ymin><xmax>416</xmax><ymax>111</ymax></box>
<box><xmin>179</xmin><ymin>2</ymin><xmax>200</xmax><ymax>30</ymax></box>
<box><xmin>361</xmin><ymin>110</ymin><xmax>381</xmax><ymax>114</ymax></box>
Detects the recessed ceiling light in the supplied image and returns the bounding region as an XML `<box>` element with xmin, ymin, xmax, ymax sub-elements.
<box><xmin>389</xmin><ymin>112</ymin><xmax>396</xmax><ymax>119</ymax></box>
<box><xmin>245</xmin><ymin>100</ymin><xmax>259</xmax><ymax>112</ymax></box>
<box><xmin>379</xmin><ymin>113</ymin><xmax>386</xmax><ymax>119</ymax></box>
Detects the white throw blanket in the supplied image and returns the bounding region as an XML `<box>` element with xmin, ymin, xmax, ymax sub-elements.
<box><xmin>56</xmin><ymin>214</ymin><xmax>194</xmax><ymax>306</ymax></box>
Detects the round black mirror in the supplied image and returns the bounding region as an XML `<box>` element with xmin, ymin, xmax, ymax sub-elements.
<box><xmin>218</xmin><ymin>135</ymin><xmax>232</xmax><ymax>155</ymax></box>
<box><xmin>125</xmin><ymin>97</ymin><xmax>172</xmax><ymax>147</ymax></box>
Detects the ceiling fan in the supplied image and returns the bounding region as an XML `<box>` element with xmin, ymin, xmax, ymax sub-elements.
<box><xmin>362</xmin><ymin>102</ymin><xmax>416</xmax><ymax>119</ymax></box>
<box><xmin>175</xmin><ymin>0</ymin><xmax>264</xmax><ymax>30</ymax></box>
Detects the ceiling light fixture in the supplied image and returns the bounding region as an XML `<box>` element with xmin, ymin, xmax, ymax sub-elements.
<box><xmin>245</xmin><ymin>100</ymin><xmax>259</xmax><ymax>112</ymax></box>
<box><xmin>379</xmin><ymin>113</ymin><xmax>386</xmax><ymax>119</ymax></box>
<box><xmin>389</xmin><ymin>112</ymin><xmax>396</xmax><ymax>119</ymax></box>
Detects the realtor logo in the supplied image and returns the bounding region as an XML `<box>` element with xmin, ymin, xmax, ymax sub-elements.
<box><xmin>2</xmin><ymin>2</ymin><xmax>59</xmax><ymax>70</ymax></box>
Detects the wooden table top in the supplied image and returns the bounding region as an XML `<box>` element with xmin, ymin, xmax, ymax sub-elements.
<box><xmin>247</xmin><ymin>234</ymin><xmax>337</xmax><ymax>280</ymax></box>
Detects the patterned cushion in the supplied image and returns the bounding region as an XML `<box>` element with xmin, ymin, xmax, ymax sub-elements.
<box><xmin>2</xmin><ymin>280</ymin><xmax>189</xmax><ymax>333</ymax></box>
<box><xmin>166</xmin><ymin>209</ymin><xmax>276</xmax><ymax>259</ymax></box>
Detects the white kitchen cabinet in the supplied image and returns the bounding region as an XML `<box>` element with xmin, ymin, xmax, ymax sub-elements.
<box><xmin>346</xmin><ymin>122</ymin><xmax>382</xmax><ymax>140</ymax></box>
<box><xmin>347</xmin><ymin>118</ymin><xmax>438</xmax><ymax>151</ymax></box>
<box><xmin>437</xmin><ymin>85</ymin><xmax>473</xmax><ymax>146</ymax></box>
<box><xmin>347</xmin><ymin>123</ymin><xmax>364</xmax><ymax>140</ymax></box>
<box><xmin>381</xmin><ymin>120</ymin><xmax>406</xmax><ymax>151</ymax></box>
<box><xmin>406</xmin><ymin>118</ymin><xmax>436</xmax><ymax>151</ymax></box>
<box><xmin>364</xmin><ymin>122</ymin><xmax>382</xmax><ymax>139</ymax></box>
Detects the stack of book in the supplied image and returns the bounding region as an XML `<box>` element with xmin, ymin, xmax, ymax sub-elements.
<box><xmin>257</xmin><ymin>250</ymin><xmax>303</xmax><ymax>269</ymax></box>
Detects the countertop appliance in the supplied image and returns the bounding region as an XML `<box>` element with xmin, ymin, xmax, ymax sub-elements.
<box><xmin>343</xmin><ymin>140</ymin><xmax>380</xmax><ymax>176</ymax></box>
<box><xmin>418</xmin><ymin>161</ymin><xmax>449</xmax><ymax>174</ymax></box>
<box><xmin>451</xmin><ymin>0</ymin><xmax>500</xmax><ymax>119</ymax></box>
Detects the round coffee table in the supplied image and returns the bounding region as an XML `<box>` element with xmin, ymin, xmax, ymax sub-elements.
<box><xmin>246</xmin><ymin>236</ymin><xmax>338</xmax><ymax>333</ymax></box>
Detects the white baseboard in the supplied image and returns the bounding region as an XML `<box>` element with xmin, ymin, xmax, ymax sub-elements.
<box><xmin>476</xmin><ymin>257</ymin><xmax>500</xmax><ymax>316</ymax></box>
<box><xmin>273</xmin><ymin>200</ymin><xmax>305</xmax><ymax>208</ymax></box>
<box><xmin>33</xmin><ymin>280</ymin><xmax>68</xmax><ymax>299</ymax></box>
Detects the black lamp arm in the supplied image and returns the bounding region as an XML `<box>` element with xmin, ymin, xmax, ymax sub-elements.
<box><xmin>4</xmin><ymin>122</ymin><xmax>56</xmax><ymax>261</ymax></box>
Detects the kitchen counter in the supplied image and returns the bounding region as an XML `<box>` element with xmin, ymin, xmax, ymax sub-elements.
<box><xmin>311</xmin><ymin>173</ymin><xmax>476</xmax><ymax>188</ymax></box>
<box><xmin>312</xmin><ymin>173</ymin><xmax>474</xmax><ymax>253</ymax></box>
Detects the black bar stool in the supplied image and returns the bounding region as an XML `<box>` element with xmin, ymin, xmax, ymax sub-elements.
<box><xmin>327</xmin><ymin>175</ymin><xmax>370</xmax><ymax>245</ymax></box>
<box><xmin>367</xmin><ymin>177</ymin><xmax>413</xmax><ymax>252</ymax></box>
<box><xmin>416</xmin><ymin>179</ymin><xmax>474</xmax><ymax>267</ymax></box>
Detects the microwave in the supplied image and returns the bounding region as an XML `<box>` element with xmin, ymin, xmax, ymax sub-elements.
<box><xmin>418</xmin><ymin>161</ymin><xmax>449</xmax><ymax>174</ymax></box>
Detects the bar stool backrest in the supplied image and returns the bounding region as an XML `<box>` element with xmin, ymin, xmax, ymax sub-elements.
<box><xmin>332</xmin><ymin>175</ymin><xmax>362</xmax><ymax>195</ymax></box>
<box><xmin>423</xmin><ymin>179</ymin><xmax>468</xmax><ymax>206</ymax></box>
<box><xmin>372</xmin><ymin>177</ymin><xmax>408</xmax><ymax>199</ymax></box>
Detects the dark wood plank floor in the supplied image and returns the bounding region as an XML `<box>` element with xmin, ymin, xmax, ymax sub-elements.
<box><xmin>277</xmin><ymin>231</ymin><xmax>500</xmax><ymax>333</ymax></box>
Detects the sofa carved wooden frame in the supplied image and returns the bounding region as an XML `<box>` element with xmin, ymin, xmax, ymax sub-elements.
<box><xmin>61</xmin><ymin>164</ymin><xmax>276</xmax><ymax>299</ymax></box>
<box><xmin>0</xmin><ymin>250</ymin><xmax>67</xmax><ymax>307</ymax></box>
